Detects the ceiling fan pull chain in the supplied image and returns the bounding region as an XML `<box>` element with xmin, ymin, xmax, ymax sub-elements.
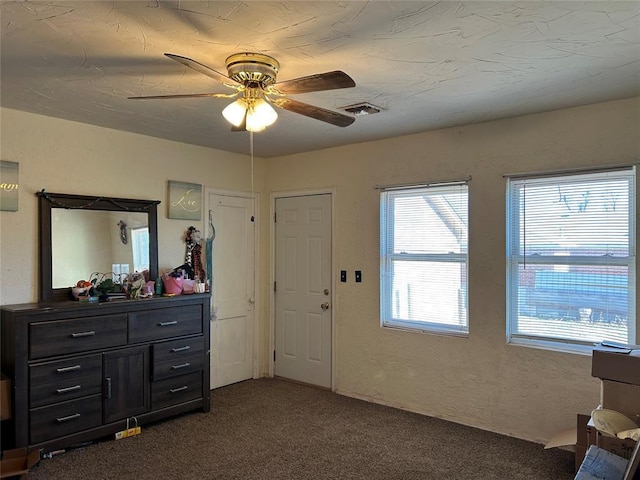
<box><xmin>250</xmin><ymin>131</ymin><xmax>255</xmax><ymax>223</ymax></box>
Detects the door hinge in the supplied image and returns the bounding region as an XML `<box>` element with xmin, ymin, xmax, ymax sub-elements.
<box><xmin>274</xmin><ymin>212</ymin><xmax>277</xmax><ymax>222</ymax></box>
<box><xmin>273</xmin><ymin>350</ymin><xmax>276</xmax><ymax>362</ymax></box>
<box><xmin>274</xmin><ymin>281</ymin><xmax>276</xmax><ymax>293</ymax></box>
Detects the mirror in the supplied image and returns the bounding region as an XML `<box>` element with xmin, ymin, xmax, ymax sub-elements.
<box><xmin>37</xmin><ymin>191</ymin><xmax>160</xmax><ymax>302</ymax></box>
<box><xmin>52</xmin><ymin>209</ymin><xmax>150</xmax><ymax>288</ymax></box>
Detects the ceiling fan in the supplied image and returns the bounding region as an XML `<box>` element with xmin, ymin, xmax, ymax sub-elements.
<box><xmin>128</xmin><ymin>52</ymin><xmax>356</xmax><ymax>132</ymax></box>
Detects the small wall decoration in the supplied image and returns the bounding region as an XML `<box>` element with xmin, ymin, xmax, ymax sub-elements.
<box><xmin>117</xmin><ymin>220</ymin><xmax>128</xmax><ymax>244</ymax></box>
<box><xmin>167</xmin><ymin>181</ymin><xmax>202</xmax><ymax>220</ymax></box>
<box><xmin>0</xmin><ymin>161</ymin><xmax>19</xmax><ymax>211</ymax></box>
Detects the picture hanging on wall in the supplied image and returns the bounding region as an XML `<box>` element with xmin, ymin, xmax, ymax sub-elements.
<box><xmin>0</xmin><ymin>161</ymin><xmax>19</xmax><ymax>212</ymax></box>
<box><xmin>167</xmin><ymin>180</ymin><xmax>202</xmax><ymax>220</ymax></box>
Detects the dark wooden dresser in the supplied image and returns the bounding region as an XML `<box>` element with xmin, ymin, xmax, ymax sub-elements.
<box><xmin>0</xmin><ymin>294</ymin><xmax>210</xmax><ymax>453</ymax></box>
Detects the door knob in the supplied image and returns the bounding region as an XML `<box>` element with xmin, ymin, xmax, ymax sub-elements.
<box><xmin>321</xmin><ymin>302</ymin><xmax>330</xmax><ymax>311</ymax></box>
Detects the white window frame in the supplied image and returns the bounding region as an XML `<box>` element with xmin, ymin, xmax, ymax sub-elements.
<box><xmin>380</xmin><ymin>182</ymin><xmax>469</xmax><ymax>335</ymax></box>
<box><xmin>506</xmin><ymin>167</ymin><xmax>636</xmax><ymax>352</ymax></box>
<box><xmin>131</xmin><ymin>226</ymin><xmax>149</xmax><ymax>273</ymax></box>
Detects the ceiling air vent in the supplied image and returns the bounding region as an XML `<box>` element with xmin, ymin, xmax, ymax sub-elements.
<box><xmin>341</xmin><ymin>102</ymin><xmax>382</xmax><ymax>117</ymax></box>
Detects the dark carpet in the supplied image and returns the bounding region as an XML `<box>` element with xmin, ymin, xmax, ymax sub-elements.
<box><xmin>29</xmin><ymin>378</ymin><xmax>574</xmax><ymax>479</ymax></box>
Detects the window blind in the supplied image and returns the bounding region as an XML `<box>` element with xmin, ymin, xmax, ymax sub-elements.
<box><xmin>506</xmin><ymin>168</ymin><xmax>636</xmax><ymax>347</ymax></box>
<box><xmin>380</xmin><ymin>183</ymin><xmax>468</xmax><ymax>334</ymax></box>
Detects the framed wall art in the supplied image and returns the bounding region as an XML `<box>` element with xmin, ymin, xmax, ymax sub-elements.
<box><xmin>0</xmin><ymin>161</ymin><xmax>19</xmax><ymax>212</ymax></box>
<box><xmin>167</xmin><ymin>180</ymin><xmax>202</xmax><ymax>220</ymax></box>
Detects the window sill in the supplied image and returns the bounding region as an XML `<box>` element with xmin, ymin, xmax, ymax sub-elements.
<box><xmin>507</xmin><ymin>336</ymin><xmax>595</xmax><ymax>356</ymax></box>
<box><xmin>382</xmin><ymin>323</ymin><xmax>469</xmax><ymax>338</ymax></box>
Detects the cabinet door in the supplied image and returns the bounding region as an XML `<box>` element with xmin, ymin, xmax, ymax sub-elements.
<box><xmin>103</xmin><ymin>346</ymin><xmax>150</xmax><ymax>424</ymax></box>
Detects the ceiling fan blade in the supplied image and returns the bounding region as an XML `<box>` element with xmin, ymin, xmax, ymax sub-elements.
<box><xmin>272</xmin><ymin>98</ymin><xmax>355</xmax><ymax>127</ymax></box>
<box><xmin>128</xmin><ymin>92</ymin><xmax>237</xmax><ymax>100</ymax></box>
<box><xmin>273</xmin><ymin>71</ymin><xmax>355</xmax><ymax>94</ymax></box>
<box><xmin>164</xmin><ymin>53</ymin><xmax>238</xmax><ymax>85</ymax></box>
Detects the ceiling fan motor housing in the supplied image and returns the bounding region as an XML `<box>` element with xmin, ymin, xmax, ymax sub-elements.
<box><xmin>226</xmin><ymin>53</ymin><xmax>279</xmax><ymax>86</ymax></box>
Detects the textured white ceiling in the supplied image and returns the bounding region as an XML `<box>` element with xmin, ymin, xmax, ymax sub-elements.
<box><xmin>1</xmin><ymin>1</ymin><xmax>639</xmax><ymax>157</ymax></box>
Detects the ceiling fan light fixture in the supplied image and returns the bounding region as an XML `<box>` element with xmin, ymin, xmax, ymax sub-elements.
<box><xmin>245</xmin><ymin>120</ymin><xmax>266</xmax><ymax>133</ymax></box>
<box><xmin>249</xmin><ymin>98</ymin><xmax>278</xmax><ymax>127</ymax></box>
<box><xmin>223</xmin><ymin>94</ymin><xmax>278</xmax><ymax>132</ymax></box>
<box><xmin>222</xmin><ymin>99</ymin><xmax>247</xmax><ymax>127</ymax></box>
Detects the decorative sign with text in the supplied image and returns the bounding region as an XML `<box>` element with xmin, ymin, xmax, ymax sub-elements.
<box><xmin>0</xmin><ymin>161</ymin><xmax>19</xmax><ymax>212</ymax></box>
<box><xmin>167</xmin><ymin>180</ymin><xmax>202</xmax><ymax>220</ymax></box>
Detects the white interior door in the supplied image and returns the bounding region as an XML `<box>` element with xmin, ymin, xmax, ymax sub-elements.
<box><xmin>208</xmin><ymin>192</ymin><xmax>255</xmax><ymax>389</ymax></box>
<box><xmin>274</xmin><ymin>194</ymin><xmax>332</xmax><ymax>388</ymax></box>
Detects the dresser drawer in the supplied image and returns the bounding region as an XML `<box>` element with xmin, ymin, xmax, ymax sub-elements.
<box><xmin>30</xmin><ymin>315</ymin><xmax>128</xmax><ymax>359</ymax></box>
<box><xmin>30</xmin><ymin>394</ymin><xmax>102</xmax><ymax>445</ymax></box>
<box><xmin>30</xmin><ymin>355</ymin><xmax>102</xmax><ymax>408</ymax></box>
<box><xmin>30</xmin><ymin>354</ymin><xmax>102</xmax><ymax>385</ymax></box>
<box><xmin>152</xmin><ymin>337</ymin><xmax>205</xmax><ymax>380</ymax></box>
<box><xmin>151</xmin><ymin>372</ymin><xmax>202</xmax><ymax>410</ymax></box>
<box><xmin>129</xmin><ymin>305</ymin><xmax>202</xmax><ymax>343</ymax></box>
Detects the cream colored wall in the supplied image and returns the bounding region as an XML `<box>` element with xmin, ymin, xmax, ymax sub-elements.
<box><xmin>262</xmin><ymin>97</ymin><xmax>640</xmax><ymax>444</ymax></box>
<box><xmin>0</xmin><ymin>108</ymin><xmax>263</xmax><ymax>306</ymax></box>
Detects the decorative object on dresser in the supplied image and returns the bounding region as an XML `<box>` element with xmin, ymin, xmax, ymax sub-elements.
<box><xmin>0</xmin><ymin>295</ymin><xmax>210</xmax><ymax>453</ymax></box>
<box><xmin>184</xmin><ymin>226</ymin><xmax>206</xmax><ymax>282</ymax></box>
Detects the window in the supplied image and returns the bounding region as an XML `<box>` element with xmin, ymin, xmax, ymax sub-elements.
<box><xmin>506</xmin><ymin>167</ymin><xmax>636</xmax><ymax>349</ymax></box>
<box><xmin>380</xmin><ymin>183</ymin><xmax>468</xmax><ymax>334</ymax></box>
<box><xmin>131</xmin><ymin>227</ymin><xmax>149</xmax><ymax>272</ymax></box>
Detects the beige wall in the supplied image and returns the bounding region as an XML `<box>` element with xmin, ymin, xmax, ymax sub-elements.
<box><xmin>0</xmin><ymin>108</ymin><xmax>263</xmax><ymax>305</ymax></box>
<box><xmin>1</xmin><ymin>98</ymin><xmax>638</xmax><ymax>445</ymax></box>
<box><xmin>262</xmin><ymin>97</ymin><xmax>640</xmax><ymax>443</ymax></box>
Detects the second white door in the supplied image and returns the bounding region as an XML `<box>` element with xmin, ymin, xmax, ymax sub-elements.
<box><xmin>274</xmin><ymin>194</ymin><xmax>332</xmax><ymax>388</ymax></box>
<box><xmin>208</xmin><ymin>192</ymin><xmax>255</xmax><ymax>389</ymax></box>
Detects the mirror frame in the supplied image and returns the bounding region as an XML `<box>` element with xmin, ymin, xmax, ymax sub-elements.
<box><xmin>37</xmin><ymin>191</ymin><xmax>160</xmax><ymax>302</ymax></box>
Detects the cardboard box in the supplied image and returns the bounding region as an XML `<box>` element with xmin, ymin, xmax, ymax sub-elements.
<box><xmin>602</xmin><ymin>380</ymin><xmax>640</xmax><ymax>422</ymax></box>
<box><xmin>581</xmin><ymin>414</ymin><xmax>638</xmax><ymax>466</ymax></box>
<box><xmin>596</xmin><ymin>432</ymin><xmax>638</xmax><ymax>460</ymax></box>
<box><xmin>0</xmin><ymin>373</ymin><xmax>10</xmax><ymax>421</ymax></box>
<box><xmin>592</xmin><ymin>348</ymin><xmax>640</xmax><ymax>385</ymax></box>
<box><xmin>576</xmin><ymin>414</ymin><xmax>591</xmax><ymax>471</ymax></box>
<box><xmin>0</xmin><ymin>448</ymin><xmax>40</xmax><ymax>479</ymax></box>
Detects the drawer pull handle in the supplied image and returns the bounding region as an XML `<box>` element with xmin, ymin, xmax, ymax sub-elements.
<box><xmin>56</xmin><ymin>385</ymin><xmax>81</xmax><ymax>394</ymax></box>
<box><xmin>171</xmin><ymin>346</ymin><xmax>191</xmax><ymax>353</ymax></box>
<box><xmin>158</xmin><ymin>320</ymin><xmax>178</xmax><ymax>326</ymax></box>
<box><xmin>56</xmin><ymin>413</ymin><xmax>81</xmax><ymax>423</ymax></box>
<box><xmin>105</xmin><ymin>377</ymin><xmax>112</xmax><ymax>399</ymax></box>
<box><xmin>56</xmin><ymin>364</ymin><xmax>81</xmax><ymax>373</ymax></box>
<box><xmin>171</xmin><ymin>362</ymin><xmax>191</xmax><ymax>370</ymax></box>
<box><xmin>71</xmin><ymin>331</ymin><xmax>96</xmax><ymax>338</ymax></box>
<box><xmin>170</xmin><ymin>386</ymin><xmax>189</xmax><ymax>394</ymax></box>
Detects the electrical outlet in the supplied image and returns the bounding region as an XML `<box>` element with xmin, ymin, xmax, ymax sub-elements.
<box><xmin>355</xmin><ymin>270</ymin><xmax>362</xmax><ymax>283</ymax></box>
<box><xmin>340</xmin><ymin>270</ymin><xmax>347</xmax><ymax>282</ymax></box>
